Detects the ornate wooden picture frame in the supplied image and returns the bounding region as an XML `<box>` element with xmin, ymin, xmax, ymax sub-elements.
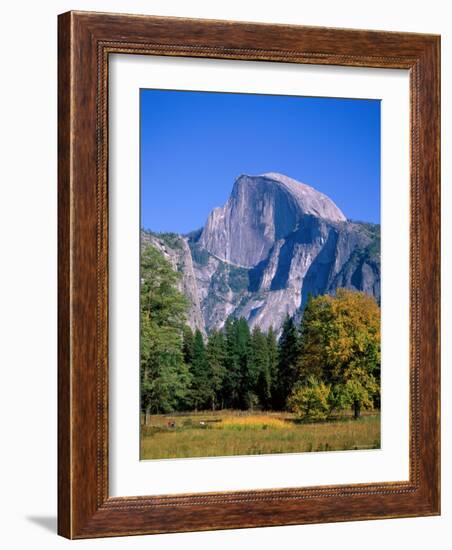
<box><xmin>58</xmin><ymin>11</ymin><xmax>440</xmax><ymax>539</ymax></box>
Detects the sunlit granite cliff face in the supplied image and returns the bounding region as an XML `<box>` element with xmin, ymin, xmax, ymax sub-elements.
<box><xmin>142</xmin><ymin>173</ymin><xmax>380</xmax><ymax>333</ymax></box>
<box><xmin>198</xmin><ymin>173</ymin><xmax>347</xmax><ymax>268</ymax></box>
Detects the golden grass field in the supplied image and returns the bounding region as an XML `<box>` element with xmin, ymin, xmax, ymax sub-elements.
<box><xmin>140</xmin><ymin>410</ymin><xmax>380</xmax><ymax>460</ymax></box>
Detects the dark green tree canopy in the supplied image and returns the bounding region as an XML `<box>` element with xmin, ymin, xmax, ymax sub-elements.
<box><xmin>140</xmin><ymin>245</ymin><xmax>191</xmax><ymax>415</ymax></box>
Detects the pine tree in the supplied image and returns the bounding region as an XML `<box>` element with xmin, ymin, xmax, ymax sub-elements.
<box><xmin>235</xmin><ymin>318</ymin><xmax>252</xmax><ymax>409</ymax></box>
<box><xmin>250</xmin><ymin>327</ymin><xmax>271</xmax><ymax>409</ymax></box>
<box><xmin>182</xmin><ymin>325</ymin><xmax>195</xmax><ymax>365</ymax></box>
<box><xmin>140</xmin><ymin>245</ymin><xmax>191</xmax><ymax>418</ymax></box>
<box><xmin>140</xmin><ymin>245</ymin><xmax>188</xmax><ymax>330</ymax></box>
<box><xmin>206</xmin><ymin>330</ymin><xmax>226</xmax><ymax>410</ymax></box>
<box><xmin>266</xmin><ymin>326</ymin><xmax>279</xmax><ymax>409</ymax></box>
<box><xmin>223</xmin><ymin>318</ymin><xmax>241</xmax><ymax>408</ymax></box>
<box><xmin>190</xmin><ymin>329</ymin><xmax>212</xmax><ymax>410</ymax></box>
<box><xmin>275</xmin><ymin>315</ymin><xmax>300</xmax><ymax>409</ymax></box>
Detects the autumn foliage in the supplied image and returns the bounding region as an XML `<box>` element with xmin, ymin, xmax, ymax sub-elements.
<box><xmin>290</xmin><ymin>289</ymin><xmax>380</xmax><ymax>419</ymax></box>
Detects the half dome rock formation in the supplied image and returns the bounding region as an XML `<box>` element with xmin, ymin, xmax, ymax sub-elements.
<box><xmin>198</xmin><ymin>173</ymin><xmax>346</xmax><ymax>268</ymax></box>
<box><xmin>142</xmin><ymin>172</ymin><xmax>380</xmax><ymax>334</ymax></box>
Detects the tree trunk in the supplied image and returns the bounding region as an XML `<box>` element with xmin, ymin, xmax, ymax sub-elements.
<box><xmin>145</xmin><ymin>405</ymin><xmax>152</xmax><ymax>425</ymax></box>
<box><xmin>353</xmin><ymin>400</ymin><xmax>361</xmax><ymax>419</ymax></box>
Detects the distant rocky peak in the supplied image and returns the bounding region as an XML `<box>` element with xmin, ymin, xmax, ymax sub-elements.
<box><xmin>142</xmin><ymin>173</ymin><xmax>380</xmax><ymax>336</ymax></box>
<box><xmin>248</xmin><ymin>173</ymin><xmax>346</xmax><ymax>223</ymax></box>
<box><xmin>199</xmin><ymin>172</ymin><xmax>347</xmax><ymax>268</ymax></box>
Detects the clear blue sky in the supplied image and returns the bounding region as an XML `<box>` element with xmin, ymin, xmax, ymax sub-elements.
<box><xmin>141</xmin><ymin>89</ymin><xmax>380</xmax><ymax>233</ymax></box>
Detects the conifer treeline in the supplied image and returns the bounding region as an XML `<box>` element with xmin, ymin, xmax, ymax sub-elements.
<box><xmin>182</xmin><ymin>320</ymin><xmax>280</xmax><ymax>412</ymax></box>
<box><xmin>140</xmin><ymin>244</ymin><xmax>381</xmax><ymax>420</ymax></box>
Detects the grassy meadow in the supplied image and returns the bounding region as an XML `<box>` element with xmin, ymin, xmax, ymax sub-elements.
<box><xmin>140</xmin><ymin>410</ymin><xmax>380</xmax><ymax>460</ymax></box>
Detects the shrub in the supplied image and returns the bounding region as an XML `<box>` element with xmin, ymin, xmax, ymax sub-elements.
<box><xmin>189</xmin><ymin>243</ymin><xmax>210</xmax><ymax>266</ymax></box>
<box><xmin>158</xmin><ymin>232</ymin><xmax>183</xmax><ymax>250</ymax></box>
<box><xmin>228</xmin><ymin>265</ymin><xmax>250</xmax><ymax>293</ymax></box>
<box><xmin>288</xmin><ymin>376</ymin><xmax>331</xmax><ymax>421</ymax></box>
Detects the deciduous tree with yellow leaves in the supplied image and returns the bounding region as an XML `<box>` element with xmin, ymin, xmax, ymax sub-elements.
<box><xmin>291</xmin><ymin>289</ymin><xmax>380</xmax><ymax>419</ymax></box>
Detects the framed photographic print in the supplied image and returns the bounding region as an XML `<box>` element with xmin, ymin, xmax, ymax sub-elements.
<box><xmin>58</xmin><ymin>11</ymin><xmax>440</xmax><ymax>538</ymax></box>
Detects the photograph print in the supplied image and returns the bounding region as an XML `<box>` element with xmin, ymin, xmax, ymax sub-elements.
<box><xmin>140</xmin><ymin>89</ymin><xmax>381</xmax><ymax>460</ymax></box>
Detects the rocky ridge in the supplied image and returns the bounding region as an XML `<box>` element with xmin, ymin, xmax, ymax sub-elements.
<box><xmin>142</xmin><ymin>173</ymin><xmax>380</xmax><ymax>334</ymax></box>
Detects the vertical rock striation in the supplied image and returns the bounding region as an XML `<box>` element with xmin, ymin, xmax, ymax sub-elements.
<box><xmin>142</xmin><ymin>173</ymin><xmax>380</xmax><ymax>334</ymax></box>
<box><xmin>199</xmin><ymin>173</ymin><xmax>346</xmax><ymax>268</ymax></box>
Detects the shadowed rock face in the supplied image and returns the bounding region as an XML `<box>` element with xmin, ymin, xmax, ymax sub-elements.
<box><xmin>142</xmin><ymin>173</ymin><xmax>380</xmax><ymax>334</ymax></box>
